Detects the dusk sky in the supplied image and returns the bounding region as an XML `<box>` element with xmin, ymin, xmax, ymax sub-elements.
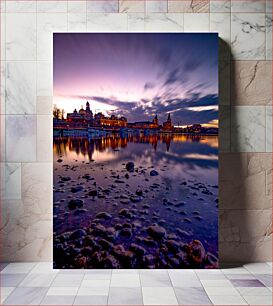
<box><xmin>53</xmin><ymin>33</ymin><xmax>218</xmax><ymax>127</ymax></box>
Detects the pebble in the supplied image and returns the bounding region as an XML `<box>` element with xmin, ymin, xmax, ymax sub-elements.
<box><xmin>147</xmin><ymin>225</ymin><xmax>166</xmax><ymax>240</ymax></box>
<box><xmin>150</xmin><ymin>170</ymin><xmax>159</xmax><ymax>176</ymax></box>
<box><xmin>126</xmin><ymin>162</ymin><xmax>135</xmax><ymax>172</ymax></box>
<box><xmin>95</xmin><ymin>212</ymin><xmax>112</xmax><ymax>220</ymax></box>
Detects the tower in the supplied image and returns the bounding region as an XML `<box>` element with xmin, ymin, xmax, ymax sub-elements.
<box><xmin>86</xmin><ymin>101</ymin><xmax>91</xmax><ymax>113</ymax></box>
<box><xmin>153</xmin><ymin>114</ymin><xmax>158</xmax><ymax>126</ymax></box>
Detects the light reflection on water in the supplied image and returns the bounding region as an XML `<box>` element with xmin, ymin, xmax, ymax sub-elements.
<box><xmin>53</xmin><ymin>134</ymin><xmax>218</xmax><ymax>185</ymax></box>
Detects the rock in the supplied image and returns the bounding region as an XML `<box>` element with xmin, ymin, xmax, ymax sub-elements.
<box><xmin>125</xmin><ymin>173</ymin><xmax>130</xmax><ymax>179</ymax></box>
<box><xmin>150</xmin><ymin>170</ymin><xmax>159</xmax><ymax>176</ymax></box>
<box><xmin>175</xmin><ymin>202</ymin><xmax>185</xmax><ymax>207</ymax></box>
<box><xmin>115</xmin><ymin>180</ymin><xmax>125</xmax><ymax>184</ymax></box>
<box><xmin>129</xmin><ymin>243</ymin><xmax>146</xmax><ymax>256</ymax></box>
<box><xmin>119</xmin><ymin>208</ymin><xmax>133</xmax><ymax>218</ymax></box>
<box><xmin>70</xmin><ymin>229</ymin><xmax>87</xmax><ymax>240</ymax></box>
<box><xmin>204</xmin><ymin>252</ymin><xmax>219</xmax><ymax>268</ymax></box>
<box><xmin>122</xmin><ymin>223</ymin><xmax>132</xmax><ymax>229</ymax></box>
<box><xmin>74</xmin><ymin>255</ymin><xmax>87</xmax><ymax>268</ymax></box>
<box><xmin>98</xmin><ymin>239</ymin><xmax>113</xmax><ymax>251</ymax></box>
<box><xmin>112</xmin><ymin>244</ymin><xmax>126</xmax><ymax>258</ymax></box>
<box><xmin>136</xmin><ymin>189</ymin><xmax>143</xmax><ymax>196</ymax></box>
<box><xmin>95</xmin><ymin>212</ymin><xmax>112</xmax><ymax>220</ymax></box>
<box><xmin>71</xmin><ymin>186</ymin><xmax>83</xmax><ymax>193</ymax></box>
<box><xmin>119</xmin><ymin>228</ymin><xmax>132</xmax><ymax>238</ymax></box>
<box><xmin>147</xmin><ymin>225</ymin><xmax>166</xmax><ymax>240</ymax></box>
<box><xmin>166</xmin><ymin>240</ymin><xmax>181</xmax><ymax>254</ymax></box>
<box><xmin>68</xmin><ymin>199</ymin><xmax>84</xmax><ymax>210</ymax></box>
<box><xmin>120</xmin><ymin>199</ymin><xmax>130</xmax><ymax>204</ymax></box>
<box><xmin>189</xmin><ymin>240</ymin><xmax>206</xmax><ymax>265</ymax></box>
<box><xmin>61</xmin><ymin>176</ymin><xmax>71</xmax><ymax>182</ymax></box>
<box><xmin>89</xmin><ymin>190</ymin><xmax>97</xmax><ymax>197</ymax></box>
<box><xmin>126</xmin><ymin>162</ymin><xmax>135</xmax><ymax>172</ymax></box>
<box><xmin>184</xmin><ymin>218</ymin><xmax>192</xmax><ymax>223</ymax></box>
<box><xmin>57</xmin><ymin>159</ymin><xmax>63</xmax><ymax>163</ymax></box>
<box><xmin>81</xmin><ymin>246</ymin><xmax>93</xmax><ymax>257</ymax></box>
<box><xmin>102</xmin><ymin>255</ymin><xmax>120</xmax><ymax>268</ymax></box>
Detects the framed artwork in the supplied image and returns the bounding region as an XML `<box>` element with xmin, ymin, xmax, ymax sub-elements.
<box><xmin>53</xmin><ymin>33</ymin><xmax>218</xmax><ymax>269</ymax></box>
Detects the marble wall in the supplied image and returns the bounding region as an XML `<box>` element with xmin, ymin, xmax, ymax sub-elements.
<box><xmin>0</xmin><ymin>0</ymin><xmax>272</xmax><ymax>263</ymax></box>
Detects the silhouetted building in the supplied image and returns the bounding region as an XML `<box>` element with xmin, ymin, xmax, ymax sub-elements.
<box><xmin>163</xmin><ymin>113</ymin><xmax>173</xmax><ymax>131</ymax></box>
<box><xmin>67</xmin><ymin>101</ymin><xmax>93</xmax><ymax>123</ymax></box>
<box><xmin>128</xmin><ymin>115</ymin><xmax>159</xmax><ymax>129</ymax></box>
<box><xmin>93</xmin><ymin>113</ymin><xmax>127</xmax><ymax>127</ymax></box>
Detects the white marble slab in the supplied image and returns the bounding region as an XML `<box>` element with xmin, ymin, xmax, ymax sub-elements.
<box><xmin>266</xmin><ymin>106</ymin><xmax>272</xmax><ymax>152</ymax></box>
<box><xmin>128</xmin><ymin>13</ymin><xmax>145</xmax><ymax>32</ymax></box>
<box><xmin>231</xmin><ymin>0</ymin><xmax>266</xmax><ymax>13</ymax></box>
<box><xmin>37</xmin><ymin>13</ymin><xmax>67</xmax><ymax>61</ymax></box>
<box><xmin>266</xmin><ymin>0</ymin><xmax>272</xmax><ymax>12</ymax></box>
<box><xmin>231</xmin><ymin>13</ymin><xmax>266</xmax><ymax>60</ymax></box>
<box><xmin>1</xmin><ymin>12</ymin><xmax>5</xmax><ymax>60</ymax></box>
<box><xmin>184</xmin><ymin>13</ymin><xmax>209</xmax><ymax>32</ymax></box>
<box><xmin>146</xmin><ymin>0</ymin><xmax>167</xmax><ymax>13</ymax></box>
<box><xmin>68</xmin><ymin>0</ymin><xmax>87</xmax><ymax>13</ymax></box>
<box><xmin>6</xmin><ymin>1</ymin><xmax>36</xmax><ymax>12</ymax></box>
<box><xmin>37</xmin><ymin>61</ymin><xmax>52</xmax><ymax>97</ymax></box>
<box><xmin>210</xmin><ymin>0</ymin><xmax>231</xmax><ymax>12</ymax></box>
<box><xmin>119</xmin><ymin>0</ymin><xmax>145</xmax><ymax>13</ymax></box>
<box><xmin>266</xmin><ymin>13</ymin><xmax>272</xmax><ymax>60</ymax></box>
<box><xmin>36</xmin><ymin>96</ymin><xmax>53</xmax><ymax>115</ymax></box>
<box><xmin>1</xmin><ymin>62</ymin><xmax>5</xmax><ymax>114</ymax></box>
<box><xmin>6</xmin><ymin>115</ymin><xmax>36</xmax><ymax>162</ymax></box>
<box><xmin>210</xmin><ymin>13</ymin><xmax>231</xmax><ymax>43</ymax></box>
<box><xmin>68</xmin><ymin>13</ymin><xmax>87</xmax><ymax>31</ymax></box>
<box><xmin>87</xmin><ymin>0</ymin><xmax>118</xmax><ymax>13</ymax></box>
<box><xmin>6</xmin><ymin>13</ymin><xmax>36</xmax><ymax>60</ymax></box>
<box><xmin>22</xmin><ymin>162</ymin><xmax>52</xmax><ymax>216</ymax></box>
<box><xmin>0</xmin><ymin>115</ymin><xmax>5</xmax><ymax>161</ymax></box>
<box><xmin>144</xmin><ymin>13</ymin><xmax>183</xmax><ymax>32</ymax></box>
<box><xmin>87</xmin><ymin>13</ymin><xmax>127</xmax><ymax>32</ymax></box>
<box><xmin>37</xmin><ymin>1</ymin><xmax>67</xmax><ymax>13</ymax></box>
<box><xmin>231</xmin><ymin>106</ymin><xmax>266</xmax><ymax>152</ymax></box>
<box><xmin>3</xmin><ymin>163</ymin><xmax>21</xmax><ymax>200</ymax></box>
<box><xmin>6</xmin><ymin>61</ymin><xmax>36</xmax><ymax>115</ymax></box>
<box><xmin>37</xmin><ymin>115</ymin><xmax>52</xmax><ymax>162</ymax></box>
<box><xmin>142</xmin><ymin>287</ymin><xmax>178</xmax><ymax>305</ymax></box>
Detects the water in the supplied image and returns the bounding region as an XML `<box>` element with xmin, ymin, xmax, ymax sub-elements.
<box><xmin>53</xmin><ymin>134</ymin><xmax>218</xmax><ymax>268</ymax></box>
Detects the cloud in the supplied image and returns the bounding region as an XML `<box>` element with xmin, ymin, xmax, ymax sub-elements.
<box><xmin>144</xmin><ymin>82</ymin><xmax>155</xmax><ymax>91</ymax></box>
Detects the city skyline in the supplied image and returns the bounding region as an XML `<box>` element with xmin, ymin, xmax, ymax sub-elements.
<box><xmin>54</xmin><ymin>33</ymin><xmax>218</xmax><ymax>127</ymax></box>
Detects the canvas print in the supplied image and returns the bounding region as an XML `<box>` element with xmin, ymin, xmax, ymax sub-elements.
<box><xmin>53</xmin><ymin>33</ymin><xmax>219</xmax><ymax>269</ymax></box>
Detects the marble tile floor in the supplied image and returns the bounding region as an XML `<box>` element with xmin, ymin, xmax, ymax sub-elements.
<box><xmin>0</xmin><ymin>262</ymin><xmax>272</xmax><ymax>305</ymax></box>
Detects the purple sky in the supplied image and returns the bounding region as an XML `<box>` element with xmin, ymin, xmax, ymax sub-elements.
<box><xmin>53</xmin><ymin>33</ymin><xmax>218</xmax><ymax>126</ymax></box>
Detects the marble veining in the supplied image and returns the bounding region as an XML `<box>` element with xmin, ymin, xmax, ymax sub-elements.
<box><xmin>37</xmin><ymin>1</ymin><xmax>68</xmax><ymax>13</ymax></box>
<box><xmin>231</xmin><ymin>61</ymin><xmax>272</xmax><ymax>105</ymax></box>
<box><xmin>6</xmin><ymin>1</ymin><xmax>37</xmax><ymax>13</ymax></box>
<box><xmin>68</xmin><ymin>13</ymin><xmax>87</xmax><ymax>31</ymax></box>
<box><xmin>145</xmin><ymin>13</ymin><xmax>184</xmax><ymax>32</ymax></box>
<box><xmin>119</xmin><ymin>0</ymin><xmax>145</xmax><ymax>13</ymax></box>
<box><xmin>266</xmin><ymin>14</ymin><xmax>272</xmax><ymax>60</ymax></box>
<box><xmin>37</xmin><ymin>13</ymin><xmax>68</xmax><ymax>61</ymax></box>
<box><xmin>168</xmin><ymin>0</ymin><xmax>209</xmax><ymax>13</ymax></box>
<box><xmin>87</xmin><ymin>0</ymin><xmax>118</xmax><ymax>13</ymax></box>
<box><xmin>68</xmin><ymin>0</ymin><xmax>87</xmax><ymax>13</ymax></box>
<box><xmin>6</xmin><ymin>13</ymin><xmax>36</xmax><ymax>60</ymax></box>
<box><xmin>146</xmin><ymin>0</ymin><xmax>167</xmax><ymax>13</ymax></box>
<box><xmin>231</xmin><ymin>13</ymin><xmax>266</xmax><ymax>60</ymax></box>
<box><xmin>6</xmin><ymin>115</ymin><xmax>37</xmax><ymax>162</ymax></box>
<box><xmin>87</xmin><ymin>13</ymin><xmax>127</xmax><ymax>31</ymax></box>
<box><xmin>231</xmin><ymin>0</ymin><xmax>266</xmax><ymax>13</ymax></box>
<box><xmin>231</xmin><ymin>106</ymin><xmax>266</xmax><ymax>152</ymax></box>
<box><xmin>5</xmin><ymin>62</ymin><xmax>36</xmax><ymax>115</ymax></box>
<box><xmin>266</xmin><ymin>106</ymin><xmax>272</xmax><ymax>152</ymax></box>
<box><xmin>128</xmin><ymin>13</ymin><xmax>145</xmax><ymax>32</ymax></box>
<box><xmin>2</xmin><ymin>163</ymin><xmax>21</xmax><ymax>200</ymax></box>
<box><xmin>210</xmin><ymin>0</ymin><xmax>231</xmax><ymax>13</ymax></box>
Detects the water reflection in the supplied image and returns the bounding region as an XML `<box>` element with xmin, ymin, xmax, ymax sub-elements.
<box><xmin>54</xmin><ymin>134</ymin><xmax>218</xmax><ymax>164</ymax></box>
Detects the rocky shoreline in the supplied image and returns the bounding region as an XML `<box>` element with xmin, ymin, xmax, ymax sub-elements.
<box><xmin>54</xmin><ymin>158</ymin><xmax>218</xmax><ymax>269</ymax></box>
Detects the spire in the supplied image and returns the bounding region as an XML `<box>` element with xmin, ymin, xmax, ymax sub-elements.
<box><xmin>167</xmin><ymin>113</ymin><xmax>171</xmax><ymax>121</ymax></box>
